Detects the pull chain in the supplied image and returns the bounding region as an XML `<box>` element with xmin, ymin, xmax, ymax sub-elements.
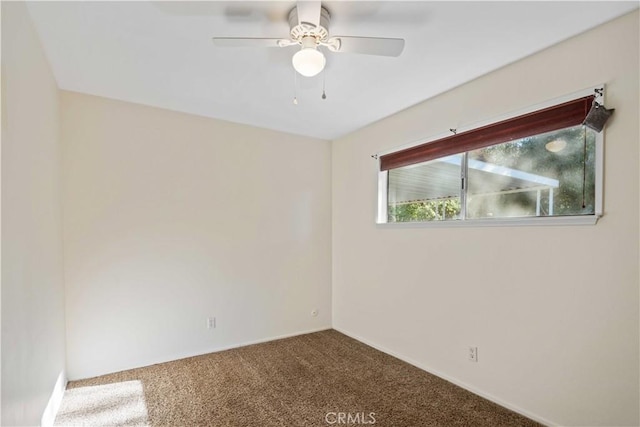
<box><xmin>293</xmin><ymin>69</ymin><xmax>299</xmax><ymax>105</ymax></box>
<box><xmin>321</xmin><ymin>67</ymin><xmax>327</xmax><ymax>100</ymax></box>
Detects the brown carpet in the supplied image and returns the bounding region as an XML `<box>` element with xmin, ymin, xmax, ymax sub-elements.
<box><xmin>55</xmin><ymin>330</ymin><xmax>540</xmax><ymax>427</ymax></box>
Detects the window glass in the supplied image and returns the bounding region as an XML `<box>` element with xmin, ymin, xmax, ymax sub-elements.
<box><xmin>467</xmin><ymin>125</ymin><xmax>596</xmax><ymax>219</ymax></box>
<box><xmin>388</xmin><ymin>154</ymin><xmax>462</xmax><ymax>222</ymax></box>
<box><xmin>384</xmin><ymin>126</ymin><xmax>597</xmax><ymax>223</ymax></box>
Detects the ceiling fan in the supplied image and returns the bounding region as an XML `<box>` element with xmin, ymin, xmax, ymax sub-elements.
<box><xmin>212</xmin><ymin>1</ymin><xmax>405</xmax><ymax>77</ymax></box>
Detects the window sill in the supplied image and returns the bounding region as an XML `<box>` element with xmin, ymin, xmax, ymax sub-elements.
<box><xmin>376</xmin><ymin>215</ymin><xmax>600</xmax><ymax>228</ymax></box>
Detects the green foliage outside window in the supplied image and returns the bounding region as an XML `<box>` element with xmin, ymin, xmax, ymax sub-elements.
<box><xmin>389</xmin><ymin>198</ymin><xmax>461</xmax><ymax>222</ymax></box>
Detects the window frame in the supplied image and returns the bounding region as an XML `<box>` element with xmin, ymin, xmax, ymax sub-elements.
<box><xmin>375</xmin><ymin>86</ymin><xmax>605</xmax><ymax>227</ymax></box>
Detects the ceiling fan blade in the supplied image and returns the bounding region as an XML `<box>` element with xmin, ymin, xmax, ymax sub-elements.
<box><xmin>296</xmin><ymin>1</ymin><xmax>321</xmax><ymax>27</ymax></box>
<box><xmin>212</xmin><ymin>38</ymin><xmax>294</xmax><ymax>48</ymax></box>
<box><xmin>327</xmin><ymin>36</ymin><xmax>405</xmax><ymax>57</ymax></box>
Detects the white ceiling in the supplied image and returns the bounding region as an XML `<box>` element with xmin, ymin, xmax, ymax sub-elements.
<box><xmin>27</xmin><ymin>1</ymin><xmax>637</xmax><ymax>140</ymax></box>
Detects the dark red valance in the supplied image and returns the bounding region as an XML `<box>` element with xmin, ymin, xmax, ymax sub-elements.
<box><xmin>380</xmin><ymin>95</ymin><xmax>594</xmax><ymax>171</ymax></box>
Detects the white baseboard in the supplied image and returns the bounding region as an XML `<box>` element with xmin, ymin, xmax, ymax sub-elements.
<box><xmin>333</xmin><ymin>326</ymin><xmax>555</xmax><ymax>427</ymax></box>
<box><xmin>41</xmin><ymin>370</ymin><xmax>67</xmax><ymax>427</ymax></box>
<box><xmin>194</xmin><ymin>326</ymin><xmax>334</xmax><ymax>359</ymax></box>
<box><xmin>72</xmin><ymin>326</ymin><xmax>333</xmax><ymax>381</ymax></box>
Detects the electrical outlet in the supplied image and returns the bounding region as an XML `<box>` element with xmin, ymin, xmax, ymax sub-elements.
<box><xmin>207</xmin><ymin>317</ymin><xmax>216</xmax><ymax>329</ymax></box>
<box><xmin>469</xmin><ymin>346</ymin><xmax>478</xmax><ymax>362</ymax></box>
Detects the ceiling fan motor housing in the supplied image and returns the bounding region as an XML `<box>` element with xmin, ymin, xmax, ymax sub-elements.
<box><xmin>288</xmin><ymin>6</ymin><xmax>330</xmax><ymax>43</ymax></box>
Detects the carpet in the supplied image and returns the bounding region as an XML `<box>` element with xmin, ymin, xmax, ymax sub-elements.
<box><xmin>54</xmin><ymin>330</ymin><xmax>540</xmax><ymax>426</ymax></box>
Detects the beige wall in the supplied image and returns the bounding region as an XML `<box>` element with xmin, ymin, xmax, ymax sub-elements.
<box><xmin>61</xmin><ymin>92</ymin><xmax>332</xmax><ymax>380</ymax></box>
<box><xmin>332</xmin><ymin>11</ymin><xmax>639</xmax><ymax>427</ymax></box>
<box><xmin>1</xmin><ymin>2</ymin><xmax>67</xmax><ymax>426</ymax></box>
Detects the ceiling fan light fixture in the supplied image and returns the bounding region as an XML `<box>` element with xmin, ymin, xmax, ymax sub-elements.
<box><xmin>212</xmin><ymin>3</ymin><xmax>405</xmax><ymax>80</ymax></box>
<box><xmin>292</xmin><ymin>47</ymin><xmax>325</xmax><ymax>77</ymax></box>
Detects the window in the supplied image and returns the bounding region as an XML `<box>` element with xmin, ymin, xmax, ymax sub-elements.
<box><xmin>377</xmin><ymin>90</ymin><xmax>604</xmax><ymax>225</ymax></box>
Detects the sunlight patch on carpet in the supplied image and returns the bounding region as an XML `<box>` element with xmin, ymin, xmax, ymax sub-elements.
<box><xmin>54</xmin><ymin>380</ymin><xmax>149</xmax><ymax>426</ymax></box>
